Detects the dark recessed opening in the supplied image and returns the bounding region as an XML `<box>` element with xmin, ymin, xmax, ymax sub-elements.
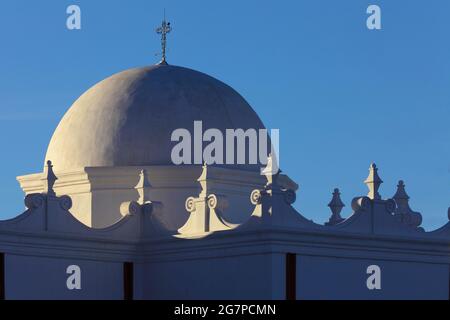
<box><xmin>286</xmin><ymin>253</ymin><xmax>296</xmax><ymax>300</ymax></box>
<box><xmin>0</xmin><ymin>253</ymin><xmax>5</xmax><ymax>300</ymax></box>
<box><xmin>123</xmin><ymin>262</ymin><xmax>134</xmax><ymax>301</ymax></box>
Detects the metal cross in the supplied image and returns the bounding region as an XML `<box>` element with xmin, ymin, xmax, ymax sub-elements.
<box><xmin>156</xmin><ymin>17</ymin><xmax>172</xmax><ymax>63</ymax></box>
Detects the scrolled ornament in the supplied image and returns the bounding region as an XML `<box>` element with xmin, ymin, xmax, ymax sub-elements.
<box><xmin>185</xmin><ymin>197</ymin><xmax>196</xmax><ymax>213</ymax></box>
<box><xmin>283</xmin><ymin>189</ymin><xmax>296</xmax><ymax>205</ymax></box>
<box><xmin>120</xmin><ymin>201</ymin><xmax>141</xmax><ymax>216</ymax></box>
<box><xmin>141</xmin><ymin>202</ymin><xmax>154</xmax><ymax>215</ymax></box>
<box><xmin>59</xmin><ymin>195</ymin><xmax>73</xmax><ymax>211</ymax></box>
<box><xmin>385</xmin><ymin>199</ymin><xmax>396</xmax><ymax>214</ymax></box>
<box><xmin>142</xmin><ymin>201</ymin><xmax>163</xmax><ymax>215</ymax></box>
<box><xmin>410</xmin><ymin>211</ymin><xmax>422</xmax><ymax>228</ymax></box>
<box><xmin>207</xmin><ymin>194</ymin><xmax>228</xmax><ymax>211</ymax></box>
<box><xmin>250</xmin><ymin>189</ymin><xmax>262</xmax><ymax>205</ymax></box>
<box><xmin>207</xmin><ymin>194</ymin><xmax>218</xmax><ymax>209</ymax></box>
<box><xmin>24</xmin><ymin>194</ymin><xmax>45</xmax><ymax>209</ymax></box>
<box><xmin>351</xmin><ymin>196</ymin><xmax>371</xmax><ymax>212</ymax></box>
<box><xmin>150</xmin><ymin>201</ymin><xmax>163</xmax><ymax>215</ymax></box>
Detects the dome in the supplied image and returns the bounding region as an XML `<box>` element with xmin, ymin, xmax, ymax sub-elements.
<box><xmin>45</xmin><ymin>62</ymin><xmax>266</xmax><ymax>171</ymax></box>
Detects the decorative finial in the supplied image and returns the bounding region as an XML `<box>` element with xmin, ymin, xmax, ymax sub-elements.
<box><xmin>261</xmin><ymin>154</ymin><xmax>281</xmax><ymax>187</ymax></box>
<box><xmin>364</xmin><ymin>163</ymin><xmax>383</xmax><ymax>200</ymax></box>
<box><xmin>393</xmin><ymin>180</ymin><xmax>409</xmax><ymax>201</ymax></box>
<box><xmin>42</xmin><ymin>160</ymin><xmax>57</xmax><ymax>196</ymax></box>
<box><xmin>155</xmin><ymin>12</ymin><xmax>172</xmax><ymax>64</ymax></box>
<box><xmin>198</xmin><ymin>163</ymin><xmax>209</xmax><ymax>197</ymax></box>
<box><xmin>135</xmin><ymin>169</ymin><xmax>152</xmax><ymax>204</ymax></box>
<box><xmin>393</xmin><ymin>180</ymin><xmax>422</xmax><ymax>228</ymax></box>
<box><xmin>326</xmin><ymin>188</ymin><xmax>345</xmax><ymax>226</ymax></box>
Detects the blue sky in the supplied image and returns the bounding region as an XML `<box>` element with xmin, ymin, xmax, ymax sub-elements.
<box><xmin>0</xmin><ymin>0</ymin><xmax>448</xmax><ymax>229</ymax></box>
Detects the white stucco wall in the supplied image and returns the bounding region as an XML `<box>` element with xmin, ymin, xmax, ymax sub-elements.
<box><xmin>141</xmin><ymin>253</ymin><xmax>285</xmax><ymax>300</ymax></box>
<box><xmin>5</xmin><ymin>254</ymin><xmax>124</xmax><ymax>300</ymax></box>
<box><xmin>296</xmin><ymin>255</ymin><xmax>449</xmax><ymax>300</ymax></box>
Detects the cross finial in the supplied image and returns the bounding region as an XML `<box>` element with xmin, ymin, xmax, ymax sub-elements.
<box><xmin>155</xmin><ymin>13</ymin><xmax>172</xmax><ymax>64</ymax></box>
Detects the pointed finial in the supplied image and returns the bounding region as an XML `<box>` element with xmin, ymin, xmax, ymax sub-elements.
<box><xmin>261</xmin><ymin>154</ymin><xmax>281</xmax><ymax>187</ymax></box>
<box><xmin>393</xmin><ymin>180</ymin><xmax>409</xmax><ymax>201</ymax></box>
<box><xmin>42</xmin><ymin>160</ymin><xmax>57</xmax><ymax>196</ymax></box>
<box><xmin>393</xmin><ymin>180</ymin><xmax>410</xmax><ymax>211</ymax></box>
<box><xmin>326</xmin><ymin>188</ymin><xmax>345</xmax><ymax>226</ymax></box>
<box><xmin>197</xmin><ymin>163</ymin><xmax>210</xmax><ymax>197</ymax></box>
<box><xmin>135</xmin><ymin>169</ymin><xmax>152</xmax><ymax>204</ymax></box>
<box><xmin>392</xmin><ymin>180</ymin><xmax>422</xmax><ymax>227</ymax></box>
<box><xmin>155</xmin><ymin>13</ymin><xmax>172</xmax><ymax>63</ymax></box>
<box><xmin>198</xmin><ymin>162</ymin><xmax>209</xmax><ymax>180</ymax></box>
<box><xmin>364</xmin><ymin>163</ymin><xmax>383</xmax><ymax>200</ymax></box>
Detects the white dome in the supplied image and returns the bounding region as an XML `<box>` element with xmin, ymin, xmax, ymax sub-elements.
<box><xmin>45</xmin><ymin>62</ymin><xmax>266</xmax><ymax>171</ymax></box>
